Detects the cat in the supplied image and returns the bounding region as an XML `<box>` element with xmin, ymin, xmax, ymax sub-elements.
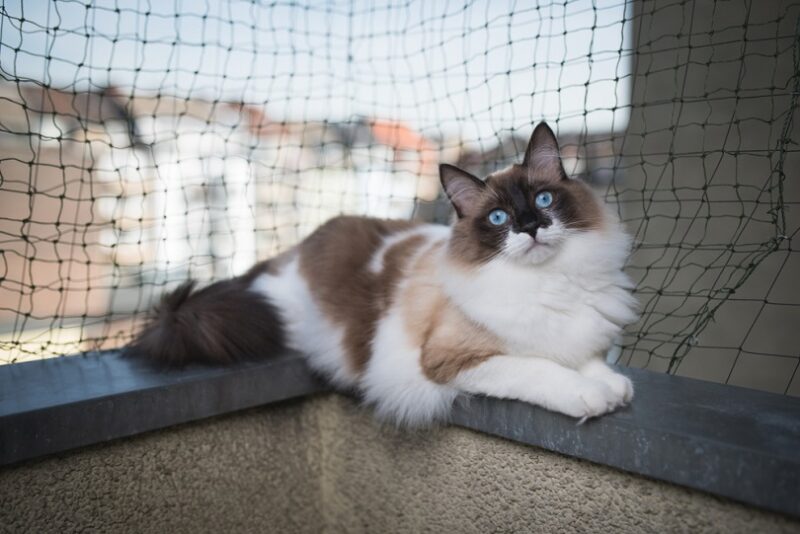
<box><xmin>128</xmin><ymin>122</ymin><xmax>639</xmax><ymax>426</ymax></box>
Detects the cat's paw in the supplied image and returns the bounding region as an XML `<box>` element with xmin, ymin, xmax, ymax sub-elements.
<box><xmin>596</xmin><ymin>371</ymin><xmax>634</xmax><ymax>403</ymax></box>
<box><xmin>580</xmin><ymin>360</ymin><xmax>634</xmax><ymax>404</ymax></box>
<box><xmin>576</xmin><ymin>380</ymin><xmax>626</xmax><ymax>419</ymax></box>
<box><xmin>551</xmin><ymin>378</ymin><xmax>625</xmax><ymax>420</ymax></box>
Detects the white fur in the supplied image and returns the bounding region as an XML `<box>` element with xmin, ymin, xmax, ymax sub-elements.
<box><xmin>580</xmin><ymin>358</ymin><xmax>634</xmax><ymax>403</ymax></box>
<box><xmin>254</xmin><ymin>226</ymin><xmax>457</xmax><ymax>426</ymax></box>
<box><xmin>362</xmin><ymin>228</ymin><xmax>457</xmax><ymax>426</ymax></box>
<box><xmin>254</xmin><ymin>204</ymin><xmax>638</xmax><ymax>426</ymax></box>
<box><xmin>362</xmin><ymin>300</ymin><xmax>458</xmax><ymax>426</ymax></box>
<box><xmin>452</xmin><ymin>355</ymin><xmax>628</xmax><ymax>420</ymax></box>
<box><xmin>439</xmin><ymin>207</ymin><xmax>638</xmax><ymax>421</ymax></box>
<box><xmin>501</xmin><ymin>218</ymin><xmax>566</xmax><ymax>264</ymax></box>
<box><xmin>443</xmin><ymin>214</ymin><xmax>638</xmax><ymax>370</ymax></box>
<box><xmin>250</xmin><ymin>258</ymin><xmax>356</xmax><ymax>389</ymax></box>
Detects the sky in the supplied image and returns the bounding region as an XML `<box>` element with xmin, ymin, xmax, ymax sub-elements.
<box><xmin>0</xmin><ymin>0</ymin><xmax>632</xmax><ymax>142</ymax></box>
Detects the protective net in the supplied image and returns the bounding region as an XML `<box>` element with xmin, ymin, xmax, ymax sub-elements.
<box><xmin>0</xmin><ymin>0</ymin><xmax>797</xmax><ymax>395</ymax></box>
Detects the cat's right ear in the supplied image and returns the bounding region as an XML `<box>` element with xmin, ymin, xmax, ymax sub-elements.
<box><xmin>522</xmin><ymin>122</ymin><xmax>567</xmax><ymax>181</ymax></box>
<box><xmin>440</xmin><ymin>164</ymin><xmax>486</xmax><ymax>218</ymax></box>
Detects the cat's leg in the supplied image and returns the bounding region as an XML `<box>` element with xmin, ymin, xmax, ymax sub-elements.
<box><xmin>363</xmin><ymin>306</ymin><xmax>460</xmax><ymax>427</ymax></box>
<box><xmin>451</xmin><ymin>355</ymin><xmax>628</xmax><ymax>419</ymax></box>
<box><xmin>578</xmin><ymin>358</ymin><xmax>634</xmax><ymax>403</ymax></box>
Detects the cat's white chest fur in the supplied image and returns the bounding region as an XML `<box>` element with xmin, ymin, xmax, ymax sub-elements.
<box><xmin>441</xmin><ymin>236</ymin><xmax>637</xmax><ymax>369</ymax></box>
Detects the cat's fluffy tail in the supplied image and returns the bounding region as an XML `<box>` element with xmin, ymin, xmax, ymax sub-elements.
<box><xmin>126</xmin><ymin>277</ymin><xmax>285</xmax><ymax>366</ymax></box>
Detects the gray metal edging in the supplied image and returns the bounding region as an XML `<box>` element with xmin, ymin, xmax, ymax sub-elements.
<box><xmin>1</xmin><ymin>352</ymin><xmax>798</xmax><ymax>519</ymax></box>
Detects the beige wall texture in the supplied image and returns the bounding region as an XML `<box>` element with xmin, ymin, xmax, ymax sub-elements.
<box><xmin>2</xmin><ymin>395</ymin><xmax>798</xmax><ymax>534</ymax></box>
<box><xmin>0</xmin><ymin>400</ymin><xmax>324</xmax><ymax>534</ymax></box>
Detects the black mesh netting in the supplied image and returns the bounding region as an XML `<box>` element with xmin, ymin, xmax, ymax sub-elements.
<box><xmin>0</xmin><ymin>0</ymin><xmax>798</xmax><ymax>395</ymax></box>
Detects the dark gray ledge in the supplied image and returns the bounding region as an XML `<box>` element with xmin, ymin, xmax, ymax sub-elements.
<box><xmin>0</xmin><ymin>350</ymin><xmax>327</xmax><ymax>466</ymax></box>
<box><xmin>1</xmin><ymin>352</ymin><xmax>799</xmax><ymax>519</ymax></box>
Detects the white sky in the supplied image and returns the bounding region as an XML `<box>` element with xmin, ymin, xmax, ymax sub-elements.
<box><xmin>1</xmin><ymin>0</ymin><xmax>632</xmax><ymax>142</ymax></box>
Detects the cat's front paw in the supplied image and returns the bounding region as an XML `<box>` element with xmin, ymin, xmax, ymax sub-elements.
<box><xmin>580</xmin><ymin>359</ymin><xmax>634</xmax><ymax>404</ymax></box>
<box><xmin>551</xmin><ymin>378</ymin><xmax>626</xmax><ymax>420</ymax></box>
<box><xmin>576</xmin><ymin>380</ymin><xmax>626</xmax><ymax>419</ymax></box>
<box><xmin>596</xmin><ymin>371</ymin><xmax>634</xmax><ymax>403</ymax></box>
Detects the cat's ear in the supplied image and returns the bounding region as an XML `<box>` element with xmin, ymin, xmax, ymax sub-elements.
<box><xmin>522</xmin><ymin>122</ymin><xmax>567</xmax><ymax>181</ymax></box>
<box><xmin>439</xmin><ymin>164</ymin><xmax>486</xmax><ymax>218</ymax></box>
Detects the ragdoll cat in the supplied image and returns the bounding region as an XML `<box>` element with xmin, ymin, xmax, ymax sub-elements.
<box><xmin>129</xmin><ymin>122</ymin><xmax>639</xmax><ymax>426</ymax></box>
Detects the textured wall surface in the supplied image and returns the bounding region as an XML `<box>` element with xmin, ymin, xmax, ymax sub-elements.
<box><xmin>2</xmin><ymin>395</ymin><xmax>799</xmax><ymax>533</ymax></box>
<box><xmin>316</xmin><ymin>396</ymin><xmax>800</xmax><ymax>534</ymax></box>
<box><xmin>0</xmin><ymin>399</ymin><xmax>325</xmax><ymax>534</ymax></box>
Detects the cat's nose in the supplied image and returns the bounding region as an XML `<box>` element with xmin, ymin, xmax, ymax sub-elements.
<box><xmin>520</xmin><ymin>221</ymin><xmax>540</xmax><ymax>236</ymax></box>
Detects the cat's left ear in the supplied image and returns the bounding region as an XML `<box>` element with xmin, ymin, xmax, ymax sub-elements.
<box><xmin>522</xmin><ymin>122</ymin><xmax>567</xmax><ymax>181</ymax></box>
<box><xmin>440</xmin><ymin>164</ymin><xmax>486</xmax><ymax>218</ymax></box>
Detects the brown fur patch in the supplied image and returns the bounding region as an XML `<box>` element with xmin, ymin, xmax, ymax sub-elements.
<box><xmin>241</xmin><ymin>247</ymin><xmax>298</xmax><ymax>283</ymax></box>
<box><xmin>488</xmin><ymin>166</ymin><xmax>605</xmax><ymax>231</ymax></box>
<box><xmin>399</xmin><ymin>243</ymin><xmax>505</xmax><ymax>384</ymax></box>
<box><xmin>419</xmin><ymin>309</ymin><xmax>501</xmax><ymax>384</ymax></box>
<box><xmin>298</xmin><ymin>216</ymin><xmax>428</xmax><ymax>374</ymax></box>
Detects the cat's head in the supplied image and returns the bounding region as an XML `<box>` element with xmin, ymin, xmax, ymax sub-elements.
<box><xmin>441</xmin><ymin>122</ymin><xmax>607</xmax><ymax>267</ymax></box>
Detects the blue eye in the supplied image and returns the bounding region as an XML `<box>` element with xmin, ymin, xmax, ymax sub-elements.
<box><xmin>488</xmin><ymin>209</ymin><xmax>508</xmax><ymax>226</ymax></box>
<box><xmin>535</xmin><ymin>191</ymin><xmax>553</xmax><ymax>208</ymax></box>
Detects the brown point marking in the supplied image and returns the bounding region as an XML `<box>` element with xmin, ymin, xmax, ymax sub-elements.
<box><xmin>418</xmin><ymin>308</ymin><xmax>503</xmax><ymax>384</ymax></box>
<box><xmin>558</xmin><ymin>179</ymin><xmax>606</xmax><ymax>231</ymax></box>
<box><xmin>399</xmin><ymin>245</ymin><xmax>504</xmax><ymax>384</ymax></box>
<box><xmin>486</xmin><ymin>165</ymin><xmax>606</xmax><ymax>232</ymax></box>
<box><xmin>446</xmin><ymin>164</ymin><xmax>606</xmax><ymax>267</ymax></box>
<box><xmin>241</xmin><ymin>247</ymin><xmax>298</xmax><ymax>284</ymax></box>
<box><xmin>377</xmin><ymin>234</ymin><xmax>428</xmax><ymax>310</ymax></box>
<box><xmin>421</xmin><ymin>348</ymin><xmax>496</xmax><ymax>384</ymax></box>
<box><xmin>298</xmin><ymin>216</ymin><xmax>428</xmax><ymax>375</ymax></box>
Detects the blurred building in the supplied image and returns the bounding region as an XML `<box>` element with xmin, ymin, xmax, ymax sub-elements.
<box><xmin>0</xmin><ymin>83</ymin><xmax>137</xmax><ymax>358</ymax></box>
<box><xmin>0</xmin><ymin>82</ymin><xmax>444</xmax><ymax>361</ymax></box>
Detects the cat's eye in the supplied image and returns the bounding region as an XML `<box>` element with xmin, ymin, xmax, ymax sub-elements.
<box><xmin>488</xmin><ymin>209</ymin><xmax>509</xmax><ymax>226</ymax></box>
<box><xmin>535</xmin><ymin>191</ymin><xmax>554</xmax><ymax>208</ymax></box>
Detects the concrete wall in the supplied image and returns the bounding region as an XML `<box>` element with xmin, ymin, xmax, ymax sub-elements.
<box><xmin>619</xmin><ymin>0</ymin><xmax>800</xmax><ymax>394</ymax></box>
<box><xmin>0</xmin><ymin>400</ymin><xmax>324</xmax><ymax>534</ymax></box>
<box><xmin>2</xmin><ymin>395</ymin><xmax>798</xmax><ymax>533</ymax></box>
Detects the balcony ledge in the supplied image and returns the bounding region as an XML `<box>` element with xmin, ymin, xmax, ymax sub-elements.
<box><xmin>1</xmin><ymin>350</ymin><xmax>798</xmax><ymax>519</ymax></box>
